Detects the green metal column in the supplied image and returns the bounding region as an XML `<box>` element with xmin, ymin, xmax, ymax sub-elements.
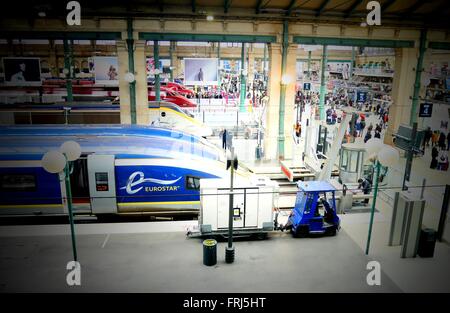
<box><xmin>239</xmin><ymin>43</ymin><xmax>246</xmax><ymax>112</ymax></box>
<box><xmin>263</xmin><ymin>43</ymin><xmax>267</xmax><ymax>80</ymax></box>
<box><xmin>169</xmin><ymin>41</ymin><xmax>174</xmax><ymax>82</ymax></box>
<box><xmin>366</xmin><ymin>161</ymin><xmax>381</xmax><ymax>255</ymax></box>
<box><xmin>63</xmin><ymin>39</ymin><xmax>73</xmax><ymax>102</ymax></box>
<box><xmin>318</xmin><ymin>45</ymin><xmax>328</xmax><ymax>121</ymax></box>
<box><xmin>217</xmin><ymin>43</ymin><xmax>221</xmax><ymax>86</ymax></box>
<box><xmin>127</xmin><ymin>18</ymin><xmax>137</xmax><ymax>124</ymax></box>
<box><xmin>307</xmin><ymin>50</ymin><xmax>311</xmax><ymax>80</ymax></box>
<box><xmin>278</xmin><ymin>20</ymin><xmax>289</xmax><ymax>159</ymax></box>
<box><xmin>154</xmin><ymin>40</ymin><xmax>161</xmax><ymax>101</ymax></box>
<box><xmin>64</xmin><ymin>159</ymin><xmax>77</xmax><ymax>262</ymax></box>
<box><xmin>410</xmin><ymin>29</ymin><xmax>427</xmax><ymax>126</ymax></box>
<box><xmin>350</xmin><ymin>46</ymin><xmax>355</xmax><ymax>80</ymax></box>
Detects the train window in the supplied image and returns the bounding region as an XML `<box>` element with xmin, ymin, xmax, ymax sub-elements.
<box><xmin>0</xmin><ymin>174</ymin><xmax>36</xmax><ymax>192</ymax></box>
<box><xmin>186</xmin><ymin>176</ymin><xmax>200</xmax><ymax>190</ymax></box>
<box><xmin>95</xmin><ymin>172</ymin><xmax>109</xmax><ymax>192</ymax></box>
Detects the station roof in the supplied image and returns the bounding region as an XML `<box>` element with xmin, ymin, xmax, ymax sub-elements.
<box><xmin>297</xmin><ymin>180</ymin><xmax>336</xmax><ymax>192</ymax></box>
<box><xmin>1</xmin><ymin>1</ymin><xmax>449</xmax><ymax>30</ymax></box>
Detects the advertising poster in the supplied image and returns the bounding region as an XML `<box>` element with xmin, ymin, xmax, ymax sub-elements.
<box><xmin>184</xmin><ymin>58</ymin><xmax>218</xmax><ymax>86</ymax></box>
<box><xmin>2</xmin><ymin>57</ymin><xmax>42</xmax><ymax>86</ymax></box>
<box><xmin>147</xmin><ymin>58</ymin><xmax>170</xmax><ymax>79</ymax></box>
<box><xmin>327</xmin><ymin>60</ymin><xmax>351</xmax><ymax>79</ymax></box>
<box><xmin>220</xmin><ymin>59</ymin><xmax>241</xmax><ymax>72</ymax></box>
<box><xmin>93</xmin><ymin>56</ymin><xmax>119</xmax><ymax>85</ymax></box>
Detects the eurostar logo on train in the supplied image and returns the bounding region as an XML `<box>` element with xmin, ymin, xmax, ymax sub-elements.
<box><xmin>121</xmin><ymin>171</ymin><xmax>182</xmax><ymax>194</ymax></box>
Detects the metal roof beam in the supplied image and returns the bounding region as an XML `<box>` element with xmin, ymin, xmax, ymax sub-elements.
<box><xmin>402</xmin><ymin>0</ymin><xmax>426</xmax><ymax>16</ymax></box>
<box><xmin>293</xmin><ymin>36</ymin><xmax>414</xmax><ymax>48</ymax></box>
<box><xmin>1</xmin><ymin>31</ymin><xmax>122</xmax><ymax>40</ymax></box>
<box><xmin>316</xmin><ymin>0</ymin><xmax>332</xmax><ymax>17</ymax></box>
<box><xmin>224</xmin><ymin>0</ymin><xmax>231</xmax><ymax>14</ymax></box>
<box><xmin>345</xmin><ymin>0</ymin><xmax>365</xmax><ymax>18</ymax></box>
<box><xmin>139</xmin><ymin>32</ymin><xmax>277</xmax><ymax>43</ymax></box>
<box><xmin>286</xmin><ymin>0</ymin><xmax>297</xmax><ymax>16</ymax></box>
<box><xmin>381</xmin><ymin>0</ymin><xmax>397</xmax><ymax>13</ymax></box>
<box><xmin>255</xmin><ymin>0</ymin><xmax>263</xmax><ymax>14</ymax></box>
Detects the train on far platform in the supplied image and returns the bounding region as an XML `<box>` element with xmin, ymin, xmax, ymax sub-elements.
<box><xmin>0</xmin><ymin>125</ymin><xmax>275</xmax><ymax>217</ymax></box>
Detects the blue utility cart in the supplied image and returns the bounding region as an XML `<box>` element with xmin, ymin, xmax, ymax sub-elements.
<box><xmin>287</xmin><ymin>181</ymin><xmax>340</xmax><ymax>237</ymax></box>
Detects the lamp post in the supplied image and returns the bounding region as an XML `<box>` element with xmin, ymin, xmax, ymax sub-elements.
<box><xmin>364</xmin><ymin>138</ymin><xmax>400</xmax><ymax>255</ymax></box>
<box><xmin>225</xmin><ymin>148</ymin><xmax>238</xmax><ymax>263</ymax></box>
<box><xmin>42</xmin><ymin>141</ymin><xmax>81</xmax><ymax>261</ymax></box>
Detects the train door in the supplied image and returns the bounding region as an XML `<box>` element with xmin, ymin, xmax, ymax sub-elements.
<box><xmin>87</xmin><ymin>154</ymin><xmax>117</xmax><ymax>214</ymax></box>
<box><xmin>69</xmin><ymin>155</ymin><xmax>91</xmax><ymax>213</ymax></box>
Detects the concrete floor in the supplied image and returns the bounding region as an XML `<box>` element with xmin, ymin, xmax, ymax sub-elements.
<box><xmin>0</xmin><ymin>227</ymin><xmax>401</xmax><ymax>293</ymax></box>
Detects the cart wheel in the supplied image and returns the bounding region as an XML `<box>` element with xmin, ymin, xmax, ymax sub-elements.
<box><xmin>293</xmin><ymin>225</ymin><xmax>309</xmax><ymax>238</ymax></box>
<box><xmin>325</xmin><ymin>227</ymin><xmax>337</xmax><ymax>236</ymax></box>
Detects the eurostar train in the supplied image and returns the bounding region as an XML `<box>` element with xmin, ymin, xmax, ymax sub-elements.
<box><xmin>149</xmin><ymin>102</ymin><xmax>213</xmax><ymax>138</ymax></box>
<box><xmin>0</xmin><ymin>125</ymin><xmax>271</xmax><ymax>217</ymax></box>
<box><xmin>0</xmin><ymin>101</ymin><xmax>212</xmax><ymax>138</ymax></box>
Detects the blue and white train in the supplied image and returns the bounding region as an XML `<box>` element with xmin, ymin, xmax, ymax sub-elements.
<box><xmin>0</xmin><ymin>125</ymin><xmax>266</xmax><ymax>217</ymax></box>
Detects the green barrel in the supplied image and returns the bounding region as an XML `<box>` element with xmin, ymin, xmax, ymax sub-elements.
<box><xmin>203</xmin><ymin>239</ymin><xmax>217</xmax><ymax>266</ymax></box>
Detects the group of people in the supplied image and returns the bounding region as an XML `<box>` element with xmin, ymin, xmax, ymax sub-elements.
<box><xmin>423</xmin><ymin>127</ymin><xmax>450</xmax><ymax>171</ymax></box>
<box><xmin>364</xmin><ymin>123</ymin><xmax>383</xmax><ymax>143</ymax></box>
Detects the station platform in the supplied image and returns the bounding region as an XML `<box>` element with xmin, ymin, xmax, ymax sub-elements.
<box><xmin>0</xmin><ymin>223</ymin><xmax>401</xmax><ymax>293</ymax></box>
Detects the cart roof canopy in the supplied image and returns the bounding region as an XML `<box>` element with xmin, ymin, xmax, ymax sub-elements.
<box><xmin>297</xmin><ymin>181</ymin><xmax>336</xmax><ymax>193</ymax></box>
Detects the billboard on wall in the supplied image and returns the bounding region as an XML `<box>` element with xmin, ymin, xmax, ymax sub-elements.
<box><xmin>184</xmin><ymin>58</ymin><xmax>218</xmax><ymax>86</ymax></box>
<box><xmin>327</xmin><ymin>60</ymin><xmax>351</xmax><ymax>79</ymax></box>
<box><xmin>2</xmin><ymin>57</ymin><xmax>42</xmax><ymax>86</ymax></box>
<box><xmin>93</xmin><ymin>56</ymin><xmax>119</xmax><ymax>85</ymax></box>
<box><xmin>146</xmin><ymin>58</ymin><xmax>170</xmax><ymax>79</ymax></box>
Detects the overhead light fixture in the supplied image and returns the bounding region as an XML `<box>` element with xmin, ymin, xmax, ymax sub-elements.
<box><xmin>206</xmin><ymin>15</ymin><xmax>214</xmax><ymax>21</ymax></box>
<box><xmin>38</xmin><ymin>11</ymin><xmax>46</xmax><ymax>17</ymax></box>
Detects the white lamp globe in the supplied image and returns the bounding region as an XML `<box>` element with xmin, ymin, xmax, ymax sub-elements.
<box><xmin>378</xmin><ymin>145</ymin><xmax>400</xmax><ymax>167</ymax></box>
<box><xmin>124</xmin><ymin>72</ymin><xmax>135</xmax><ymax>83</ymax></box>
<box><xmin>41</xmin><ymin>151</ymin><xmax>66</xmax><ymax>174</ymax></box>
<box><xmin>60</xmin><ymin>141</ymin><xmax>81</xmax><ymax>161</ymax></box>
<box><xmin>365</xmin><ymin>138</ymin><xmax>384</xmax><ymax>156</ymax></box>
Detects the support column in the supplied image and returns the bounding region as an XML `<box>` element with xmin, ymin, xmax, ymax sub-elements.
<box><xmin>247</xmin><ymin>44</ymin><xmax>255</xmax><ymax>83</ymax></box>
<box><xmin>410</xmin><ymin>29</ymin><xmax>427</xmax><ymax>126</ymax></box>
<box><xmin>239</xmin><ymin>43</ymin><xmax>247</xmax><ymax>112</ymax></box>
<box><xmin>154</xmin><ymin>40</ymin><xmax>160</xmax><ymax>101</ymax></box>
<box><xmin>307</xmin><ymin>50</ymin><xmax>312</xmax><ymax>80</ymax></box>
<box><xmin>263</xmin><ymin>43</ymin><xmax>267</xmax><ymax>80</ymax></box>
<box><xmin>385</xmin><ymin>48</ymin><xmax>417</xmax><ymax>145</ymax></box>
<box><xmin>283</xmin><ymin>44</ymin><xmax>299</xmax><ymax>160</ymax></box>
<box><xmin>278</xmin><ymin>20</ymin><xmax>289</xmax><ymax>159</ymax></box>
<box><xmin>117</xmin><ymin>40</ymin><xmax>131</xmax><ymax>124</ymax></box>
<box><xmin>135</xmin><ymin>40</ymin><xmax>149</xmax><ymax>125</ymax></box>
<box><xmin>169</xmin><ymin>41</ymin><xmax>175</xmax><ymax>82</ymax></box>
<box><xmin>63</xmin><ymin>39</ymin><xmax>73</xmax><ymax>102</ymax></box>
<box><xmin>126</xmin><ymin>18</ymin><xmax>137</xmax><ymax>124</ymax></box>
<box><xmin>48</xmin><ymin>40</ymin><xmax>58</xmax><ymax>78</ymax></box>
<box><xmin>350</xmin><ymin>46</ymin><xmax>355</xmax><ymax>80</ymax></box>
<box><xmin>217</xmin><ymin>43</ymin><xmax>221</xmax><ymax>86</ymax></box>
<box><xmin>264</xmin><ymin>43</ymin><xmax>282</xmax><ymax>160</ymax></box>
<box><xmin>117</xmin><ymin>39</ymin><xmax>148</xmax><ymax>125</ymax></box>
<box><xmin>318</xmin><ymin>45</ymin><xmax>328</xmax><ymax>121</ymax></box>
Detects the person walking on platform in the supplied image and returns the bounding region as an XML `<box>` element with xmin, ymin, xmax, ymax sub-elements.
<box><xmin>221</xmin><ymin>128</ymin><xmax>227</xmax><ymax>150</ymax></box>
<box><xmin>438</xmin><ymin>132</ymin><xmax>446</xmax><ymax>150</ymax></box>
<box><xmin>430</xmin><ymin>146</ymin><xmax>439</xmax><ymax>169</ymax></box>
<box><xmin>358</xmin><ymin>178</ymin><xmax>372</xmax><ymax>205</ymax></box>
<box><xmin>447</xmin><ymin>131</ymin><xmax>450</xmax><ymax>151</ymax></box>
<box><xmin>364</xmin><ymin>130</ymin><xmax>372</xmax><ymax>143</ymax></box>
